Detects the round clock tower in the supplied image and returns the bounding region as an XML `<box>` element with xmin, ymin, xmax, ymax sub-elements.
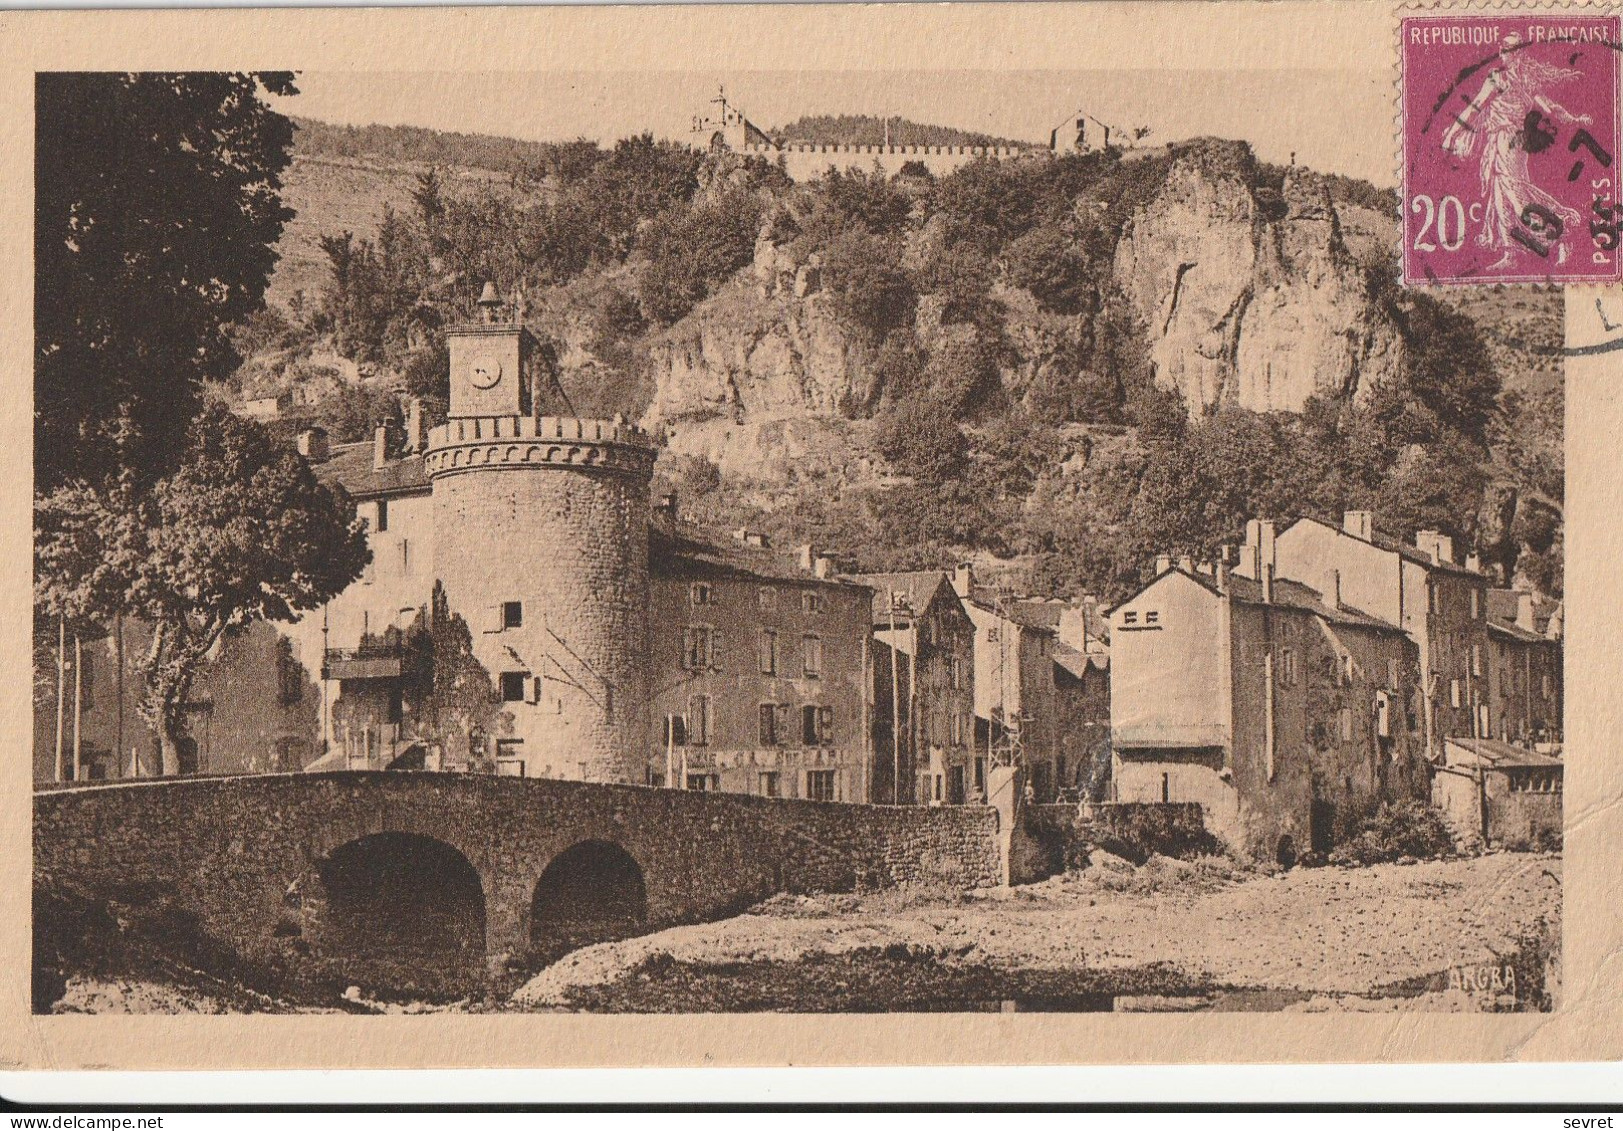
<box><xmin>427</xmin><ymin>283</ymin><xmax>655</xmax><ymax>784</ymax></box>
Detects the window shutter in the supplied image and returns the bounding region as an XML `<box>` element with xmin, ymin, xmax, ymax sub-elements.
<box><xmin>682</xmin><ymin>628</ymin><xmax>695</xmax><ymax>669</ymax></box>
<box><xmin>709</xmin><ymin>629</ymin><xmax>722</xmax><ymax>670</ymax></box>
<box><xmin>775</xmin><ymin>703</ymin><xmax>790</xmax><ymax>745</ymax></box>
<box><xmin>759</xmin><ymin>704</ymin><xmax>775</xmax><ymax>746</ymax></box>
<box><xmin>819</xmin><ymin>705</ymin><xmax>834</xmax><ymax>742</ymax></box>
<box><xmin>484</xmin><ymin>605</ymin><xmax>503</xmax><ymax>634</ymax></box>
<box><xmin>526</xmin><ymin>675</ymin><xmax>542</xmax><ymax>705</ymax></box>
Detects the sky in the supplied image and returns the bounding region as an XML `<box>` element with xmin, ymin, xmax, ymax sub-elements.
<box><xmin>275</xmin><ymin>67</ymin><xmax>1396</xmax><ymax>186</ymax></box>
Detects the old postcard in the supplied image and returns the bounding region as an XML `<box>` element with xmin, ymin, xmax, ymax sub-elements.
<box><xmin>3</xmin><ymin>0</ymin><xmax>1622</xmax><ymax>1072</ymax></box>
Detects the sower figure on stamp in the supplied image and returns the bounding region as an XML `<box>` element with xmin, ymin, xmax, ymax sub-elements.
<box><xmin>1442</xmin><ymin>33</ymin><xmax>1590</xmax><ymax>269</ymax></box>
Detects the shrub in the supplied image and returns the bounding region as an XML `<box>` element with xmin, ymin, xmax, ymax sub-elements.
<box><xmin>1328</xmin><ymin>799</ymin><xmax>1456</xmax><ymax>866</ymax></box>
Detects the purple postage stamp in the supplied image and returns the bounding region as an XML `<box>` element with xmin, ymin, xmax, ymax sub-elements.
<box><xmin>1402</xmin><ymin>9</ymin><xmax>1623</xmax><ymax>285</ymax></box>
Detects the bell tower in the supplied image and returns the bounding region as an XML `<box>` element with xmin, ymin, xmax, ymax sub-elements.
<box><xmin>447</xmin><ymin>281</ymin><xmax>536</xmax><ymax>419</ymax></box>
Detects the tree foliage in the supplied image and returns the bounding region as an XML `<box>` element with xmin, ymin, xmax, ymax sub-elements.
<box><xmin>35</xmin><ymin>406</ymin><xmax>369</xmax><ymax>772</ymax></box>
<box><xmin>36</xmin><ymin>72</ymin><xmax>298</xmax><ymax>489</ymax></box>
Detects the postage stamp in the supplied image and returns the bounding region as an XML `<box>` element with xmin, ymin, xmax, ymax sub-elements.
<box><xmin>1401</xmin><ymin>9</ymin><xmax>1623</xmax><ymax>285</ymax></box>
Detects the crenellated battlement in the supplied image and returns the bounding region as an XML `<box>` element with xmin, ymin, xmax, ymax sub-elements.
<box><xmin>425</xmin><ymin>415</ymin><xmax>656</xmax><ymax>480</ymax></box>
<box><xmin>746</xmin><ymin>142</ymin><xmax>1027</xmax><ymax>159</ymax></box>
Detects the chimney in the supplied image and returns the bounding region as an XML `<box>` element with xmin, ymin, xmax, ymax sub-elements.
<box><xmin>1240</xmin><ymin>519</ymin><xmax>1275</xmax><ymax>580</ymax></box>
<box><xmin>657</xmin><ymin>491</ymin><xmax>678</xmax><ymax>525</ymax></box>
<box><xmin>373</xmin><ymin>423</ymin><xmax>391</xmax><ymax>471</ymax></box>
<box><xmin>797</xmin><ymin>543</ymin><xmax>817</xmax><ymax>572</ymax></box>
<box><xmin>1328</xmin><ymin>568</ymin><xmax>1341</xmax><ymax>609</ymax></box>
<box><xmin>814</xmin><ymin>554</ymin><xmax>837</xmax><ymax>579</ymax></box>
<box><xmin>1216</xmin><ymin>560</ymin><xmax>1230</xmax><ymax>594</ymax></box>
<box><xmin>952</xmin><ymin>562</ymin><xmax>975</xmax><ymax>598</ymax></box>
<box><xmin>1517</xmin><ymin>591</ymin><xmax>1536</xmax><ymax>632</ymax></box>
<box><xmin>403</xmin><ymin>397</ymin><xmax>425</xmax><ymax>454</ymax></box>
<box><xmin>1465</xmin><ymin>551</ymin><xmax>1482</xmax><ymax>574</ymax></box>
<box><xmin>296</xmin><ymin>426</ymin><xmax>330</xmax><ymax>463</ymax></box>
<box><xmin>1177</xmin><ymin>554</ymin><xmax>1195</xmax><ymax>574</ymax></box>
<box><xmin>1154</xmin><ymin>554</ymin><xmax>1173</xmax><ymax>575</ymax></box>
<box><xmin>1195</xmin><ymin>561</ymin><xmax>1214</xmax><ymax>577</ymax></box>
<box><xmin>1343</xmin><ymin>510</ymin><xmax>1373</xmax><ymax>541</ymax></box>
<box><xmin>1262</xmin><ymin>561</ymin><xmax>1275</xmax><ymax>605</ymax></box>
<box><xmin>1416</xmin><ymin>530</ymin><xmax>1454</xmax><ymax>566</ymax></box>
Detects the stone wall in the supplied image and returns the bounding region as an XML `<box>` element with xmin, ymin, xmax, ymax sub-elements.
<box><xmin>34</xmin><ymin>772</ymin><xmax>1002</xmax><ymax>958</ymax></box>
<box><xmin>1021</xmin><ymin>801</ymin><xmax>1214</xmax><ymax>876</ymax></box>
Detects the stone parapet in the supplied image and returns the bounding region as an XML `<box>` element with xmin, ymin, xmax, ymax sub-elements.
<box><xmin>425</xmin><ymin>415</ymin><xmax>655</xmax><ymax>481</ymax></box>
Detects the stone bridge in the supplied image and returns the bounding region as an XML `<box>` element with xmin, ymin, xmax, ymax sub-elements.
<box><xmin>34</xmin><ymin>772</ymin><xmax>1001</xmax><ymax>965</ymax></box>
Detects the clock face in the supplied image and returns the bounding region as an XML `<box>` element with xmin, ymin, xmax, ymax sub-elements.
<box><xmin>469</xmin><ymin>353</ymin><xmax>503</xmax><ymax>389</ymax></box>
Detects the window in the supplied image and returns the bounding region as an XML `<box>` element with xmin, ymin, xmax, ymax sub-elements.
<box><xmin>1471</xmin><ymin>644</ymin><xmax>1483</xmax><ymax>678</ymax></box>
<box><xmin>502</xmin><ymin>601</ymin><xmax>523</xmax><ymax>629</ymax></box>
<box><xmin>951</xmin><ymin>711</ymin><xmax>965</xmax><ymax>745</ymax></box>
<box><xmin>400</xmin><ymin>538</ymin><xmax>410</xmax><ymax>574</ymax></box>
<box><xmin>1161</xmin><ymin>772</ymin><xmax>1171</xmax><ymax>803</ymax></box>
<box><xmin>758</xmin><ymin>771</ymin><xmax>780</xmax><ymax>798</ymax></box>
<box><xmin>951</xmin><ymin>656</ymin><xmax>964</xmax><ymax>691</ymax></box>
<box><xmin>806</xmin><ymin>769</ymin><xmax>836</xmax><ymax>802</ymax></box>
<box><xmin>688</xmin><ymin>694</ymin><xmax>711</xmax><ymax>745</ymax></box>
<box><xmin>1123</xmin><ymin>612</ymin><xmax>1138</xmax><ymax>626</ymax></box>
<box><xmin>500</xmin><ymin>671</ymin><xmax>529</xmax><ymax>702</ymax></box>
<box><xmin>375</xmin><ymin>499</ymin><xmax>389</xmax><ymax>533</ymax></box>
<box><xmin>1543</xmin><ymin>674</ymin><xmax>1554</xmax><ymax>700</ymax></box>
<box><xmin>975</xmin><ymin>757</ymin><xmax>986</xmax><ymax>792</ymax></box>
<box><xmin>1338</xmin><ymin>706</ymin><xmax>1354</xmax><ymax>742</ymax></box>
<box><xmin>759</xmin><ymin>586</ymin><xmax>777</xmax><ymax>611</ymax></box>
<box><xmin>988</xmin><ymin>626</ymin><xmax>1001</xmax><ymax>642</ymax></box>
<box><xmin>1280</xmin><ymin>648</ymin><xmax>1298</xmax><ymax>688</ymax></box>
<box><xmin>759</xmin><ymin>703</ymin><xmax>781</xmax><ymax>746</ymax></box>
<box><xmin>1375</xmin><ymin>691</ymin><xmax>1392</xmax><ymax>738</ymax></box>
<box><xmin>690</xmin><ymin>582</ymin><xmax>713</xmax><ymax>607</ymax></box>
<box><xmin>685</xmin><ymin>773</ymin><xmax>712</xmax><ymax>792</ymax></box>
<box><xmin>802</xmin><ymin>634</ymin><xmax>823</xmax><ymax>677</ymax></box>
<box><xmin>802</xmin><ymin>592</ymin><xmax>823</xmax><ymax>614</ymax></box>
<box><xmin>1450</xmin><ymin>678</ymin><xmax>1462</xmax><ymax>709</ymax></box>
<box><xmin>275</xmin><ymin>640</ymin><xmax>302</xmax><ymax>707</ymax></box>
<box><xmin>1387</xmin><ymin>658</ymin><xmax>1400</xmax><ymax>691</ymax></box>
<box><xmin>1429</xmin><ymin>584</ymin><xmax>1440</xmax><ymax>615</ymax></box>
<box><xmin>683</xmin><ymin>625</ymin><xmax>719</xmax><ymax>671</ymax></box>
<box><xmin>1470</xmin><ymin>589</ymin><xmax>1480</xmax><ymax>619</ymax></box>
<box><xmin>1145</xmin><ymin>611</ymin><xmax>1160</xmax><ymax>626</ymax></box>
<box><xmin>663</xmin><ymin>714</ymin><xmax>687</xmax><ymax>746</ymax></box>
<box><xmin>802</xmin><ymin>704</ymin><xmax>833</xmax><ymax>745</ymax></box>
<box><xmin>758</xmin><ymin>629</ymin><xmax>778</xmax><ymax>675</ymax></box>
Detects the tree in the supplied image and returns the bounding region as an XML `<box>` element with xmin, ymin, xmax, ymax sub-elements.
<box><xmin>35</xmin><ymin>72</ymin><xmax>298</xmax><ymax>490</ymax></box>
<box><xmin>35</xmin><ymin>406</ymin><xmax>370</xmax><ymax>774</ymax></box>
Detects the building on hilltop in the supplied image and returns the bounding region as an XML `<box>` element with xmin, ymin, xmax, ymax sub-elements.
<box><xmin>1109</xmin><ymin>522</ymin><xmax>1426</xmax><ymax>864</ymax></box>
<box><xmin>1273</xmin><ymin>511</ymin><xmax>1492</xmax><ymax>759</ymax></box>
<box><xmin>949</xmin><ymin>565</ymin><xmax>1112</xmax><ymax>804</ymax></box>
<box><xmin>691</xmin><ymin>89</ymin><xmax>1037</xmax><ymax>183</ymax></box>
<box><xmin>648</xmin><ymin>523</ymin><xmax>875</xmax><ymax>802</ymax></box>
<box><xmin>847</xmin><ymin>570</ymin><xmax>976</xmax><ymax>806</ymax></box>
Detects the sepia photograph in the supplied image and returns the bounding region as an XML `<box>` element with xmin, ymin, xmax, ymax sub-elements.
<box><xmin>21</xmin><ymin>4</ymin><xmax>1581</xmax><ymax>1040</ymax></box>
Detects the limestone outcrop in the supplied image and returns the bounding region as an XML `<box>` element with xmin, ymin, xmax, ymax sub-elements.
<box><xmin>1113</xmin><ymin>140</ymin><xmax>1404</xmax><ymax>414</ymax></box>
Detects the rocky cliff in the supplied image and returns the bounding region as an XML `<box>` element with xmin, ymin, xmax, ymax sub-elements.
<box><xmin>1113</xmin><ymin>140</ymin><xmax>1404</xmax><ymax>414</ymax></box>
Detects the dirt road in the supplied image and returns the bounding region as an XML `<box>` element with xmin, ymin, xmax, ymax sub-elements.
<box><xmin>514</xmin><ymin>852</ymin><xmax>1561</xmax><ymax>1012</ymax></box>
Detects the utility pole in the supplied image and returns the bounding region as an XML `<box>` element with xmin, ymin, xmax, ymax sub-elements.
<box><xmin>72</xmin><ymin>632</ymin><xmax>83</xmax><ymax>782</ymax></box>
<box><xmin>54</xmin><ymin>614</ymin><xmax>65</xmax><ymax>782</ymax></box>
<box><xmin>889</xmin><ymin>591</ymin><xmax>903</xmax><ymax>805</ymax></box>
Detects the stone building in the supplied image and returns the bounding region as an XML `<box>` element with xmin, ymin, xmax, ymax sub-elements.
<box><xmin>1109</xmin><ymin>524</ymin><xmax>1425</xmax><ymax>863</ymax></box>
<box><xmin>949</xmin><ymin>565</ymin><xmax>1112</xmax><ymax>804</ymax></box>
<box><xmin>1433</xmin><ymin>737</ymin><xmax>1562</xmax><ymax>850</ymax></box>
<box><xmin>1273</xmin><ymin>512</ymin><xmax>1492</xmax><ymax>758</ymax></box>
<box><xmin>648</xmin><ymin>529</ymin><xmax>874</xmax><ymax>803</ymax></box>
<box><xmin>32</xmin><ymin>617</ymin><xmax>321</xmax><ymax>783</ymax></box>
<box><xmin>1485</xmin><ymin>588</ymin><xmax>1563</xmax><ymax>750</ymax></box>
<box><xmin>848</xmin><ymin>571</ymin><xmax>976</xmax><ymax>806</ymax></box>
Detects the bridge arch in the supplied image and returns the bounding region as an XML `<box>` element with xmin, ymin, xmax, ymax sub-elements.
<box><xmin>528</xmin><ymin>839</ymin><xmax>647</xmax><ymax>949</ymax></box>
<box><xmin>305</xmin><ymin>831</ymin><xmax>487</xmax><ymax>961</ymax></box>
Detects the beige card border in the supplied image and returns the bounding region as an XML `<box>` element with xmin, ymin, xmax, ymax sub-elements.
<box><xmin>1</xmin><ymin>1</ymin><xmax>1620</xmax><ymax>1071</ymax></box>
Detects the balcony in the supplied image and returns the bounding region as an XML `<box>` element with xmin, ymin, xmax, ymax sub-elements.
<box><xmin>322</xmin><ymin>642</ymin><xmax>421</xmax><ymax>682</ymax></box>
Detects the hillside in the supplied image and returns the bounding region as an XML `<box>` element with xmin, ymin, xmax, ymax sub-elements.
<box><xmin>247</xmin><ymin>117</ymin><xmax>1565</xmax><ymax>602</ymax></box>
